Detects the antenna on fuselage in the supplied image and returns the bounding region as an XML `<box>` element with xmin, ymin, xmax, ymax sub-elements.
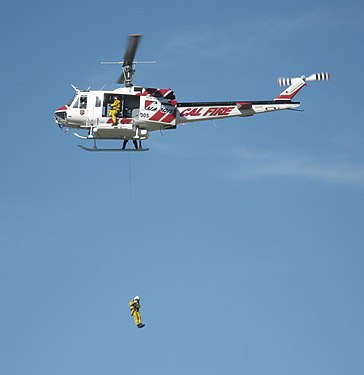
<box><xmin>101</xmin><ymin>34</ymin><xmax>156</xmax><ymax>87</ymax></box>
<box><xmin>71</xmin><ymin>84</ymin><xmax>79</xmax><ymax>92</ymax></box>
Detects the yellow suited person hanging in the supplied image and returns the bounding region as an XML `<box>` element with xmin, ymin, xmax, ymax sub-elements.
<box><xmin>129</xmin><ymin>295</ymin><xmax>145</xmax><ymax>329</ymax></box>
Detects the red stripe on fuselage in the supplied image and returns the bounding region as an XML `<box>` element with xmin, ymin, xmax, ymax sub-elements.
<box><xmin>149</xmin><ymin>111</ymin><xmax>165</xmax><ymax>122</ymax></box>
<box><xmin>161</xmin><ymin>112</ymin><xmax>176</xmax><ymax>123</ymax></box>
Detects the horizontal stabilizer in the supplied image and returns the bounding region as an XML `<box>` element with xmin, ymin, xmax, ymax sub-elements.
<box><xmin>237</xmin><ymin>102</ymin><xmax>253</xmax><ymax>110</ymax></box>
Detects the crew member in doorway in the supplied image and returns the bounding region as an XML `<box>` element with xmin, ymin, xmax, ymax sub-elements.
<box><xmin>129</xmin><ymin>296</ymin><xmax>145</xmax><ymax>328</ymax></box>
<box><xmin>108</xmin><ymin>96</ymin><xmax>121</xmax><ymax>125</ymax></box>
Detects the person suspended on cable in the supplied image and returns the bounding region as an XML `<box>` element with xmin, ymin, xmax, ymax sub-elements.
<box><xmin>129</xmin><ymin>295</ymin><xmax>145</xmax><ymax>328</ymax></box>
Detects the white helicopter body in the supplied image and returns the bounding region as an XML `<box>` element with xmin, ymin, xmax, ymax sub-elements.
<box><xmin>54</xmin><ymin>35</ymin><xmax>329</xmax><ymax>151</ymax></box>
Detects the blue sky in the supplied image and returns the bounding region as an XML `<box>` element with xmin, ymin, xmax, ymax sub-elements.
<box><xmin>1</xmin><ymin>1</ymin><xmax>364</xmax><ymax>375</ymax></box>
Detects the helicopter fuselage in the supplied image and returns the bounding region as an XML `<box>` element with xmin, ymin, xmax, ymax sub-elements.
<box><xmin>54</xmin><ymin>85</ymin><xmax>300</xmax><ymax>142</ymax></box>
<box><xmin>54</xmin><ymin>35</ymin><xmax>328</xmax><ymax>149</ymax></box>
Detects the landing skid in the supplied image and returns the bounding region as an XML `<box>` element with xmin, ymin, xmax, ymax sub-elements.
<box><xmin>78</xmin><ymin>145</ymin><xmax>149</xmax><ymax>152</ymax></box>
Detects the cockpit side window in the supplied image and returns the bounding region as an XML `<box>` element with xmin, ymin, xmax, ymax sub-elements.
<box><xmin>80</xmin><ymin>95</ymin><xmax>87</xmax><ymax>109</ymax></box>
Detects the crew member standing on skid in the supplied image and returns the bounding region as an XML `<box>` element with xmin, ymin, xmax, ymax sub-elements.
<box><xmin>129</xmin><ymin>296</ymin><xmax>145</xmax><ymax>328</ymax></box>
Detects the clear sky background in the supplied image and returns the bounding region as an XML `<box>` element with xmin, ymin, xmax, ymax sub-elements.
<box><xmin>1</xmin><ymin>1</ymin><xmax>363</xmax><ymax>374</ymax></box>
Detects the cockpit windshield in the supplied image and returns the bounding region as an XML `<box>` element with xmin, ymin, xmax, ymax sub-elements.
<box><xmin>67</xmin><ymin>94</ymin><xmax>77</xmax><ymax>107</ymax></box>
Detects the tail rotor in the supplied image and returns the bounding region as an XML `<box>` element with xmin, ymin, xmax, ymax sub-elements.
<box><xmin>305</xmin><ymin>72</ymin><xmax>330</xmax><ymax>82</ymax></box>
<box><xmin>278</xmin><ymin>72</ymin><xmax>330</xmax><ymax>87</ymax></box>
<box><xmin>275</xmin><ymin>72</ymin><xmax>330</xmax><ymax>100</ymax></box>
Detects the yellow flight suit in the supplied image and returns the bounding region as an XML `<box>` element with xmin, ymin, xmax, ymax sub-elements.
<box><xmin>108</xmin><ymin>98</ymin><xmax>121</xmax><ymax>124</ymax></box>
<box><xmin>129</xmin><ymin>299</ymin><xmax>143</xmax><ymax>327</ymax></box>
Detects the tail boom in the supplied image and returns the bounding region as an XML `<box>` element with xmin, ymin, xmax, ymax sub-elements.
<box><xmin>176</xmin><ymin>100</ymin><xmax>300</xmax><ymax>124</ymax></box>
<box><xmin>175</xmin><ymin>72</ymin><xmax>329</xmax><ymax>124</ymax></box>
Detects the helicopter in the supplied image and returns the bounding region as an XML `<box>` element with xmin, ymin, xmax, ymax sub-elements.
<box><xmin>54</xmin><ymin>34</ymin><xmax>330</xmax><ymax>152</ymax></box>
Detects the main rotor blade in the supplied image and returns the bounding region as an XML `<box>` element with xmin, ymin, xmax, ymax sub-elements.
<box><xmin>123</xmin><ymin>34</ymin><xmax>142</xmax><ymax>67</ymax></box>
